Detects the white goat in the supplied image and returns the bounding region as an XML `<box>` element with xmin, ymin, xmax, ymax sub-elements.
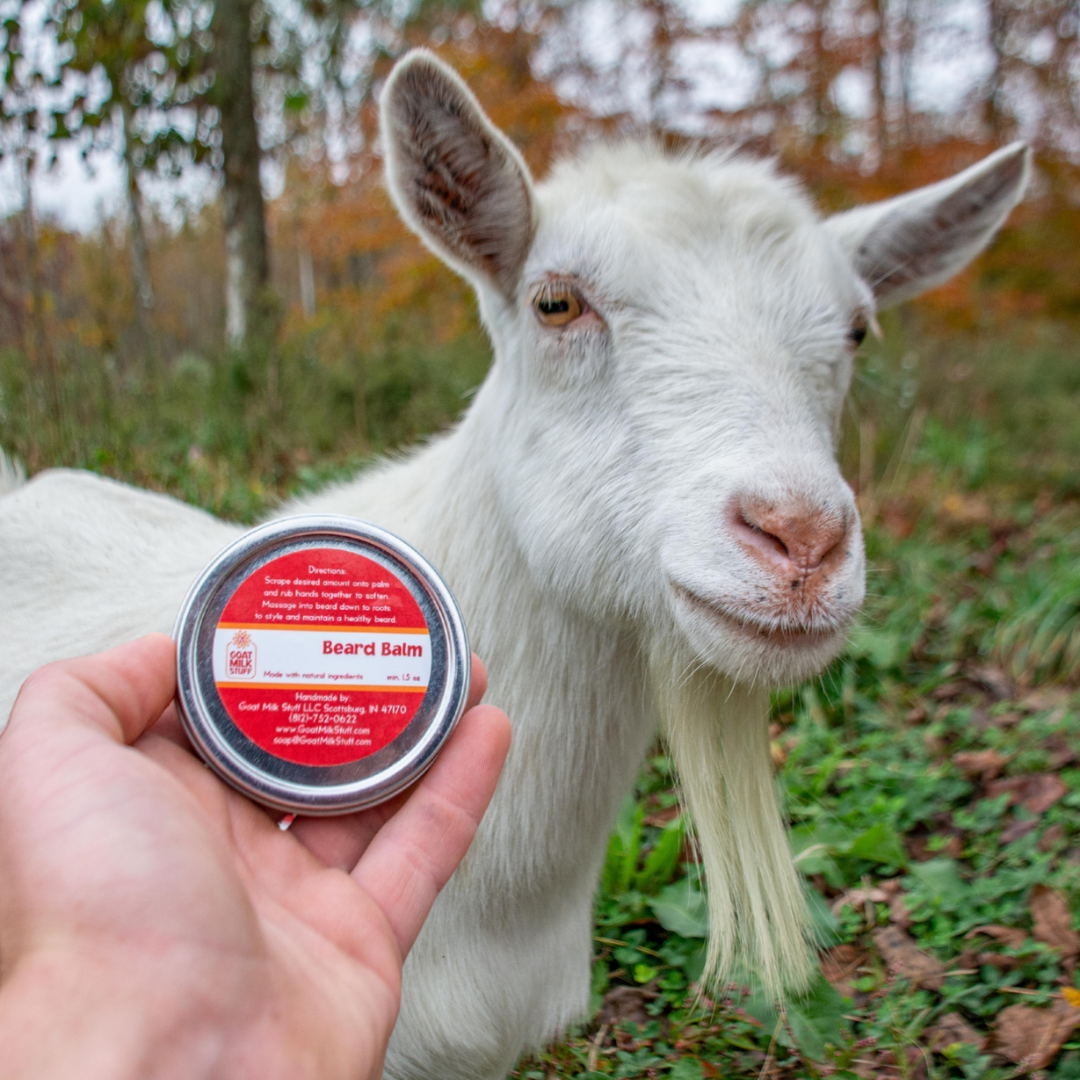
<box><xmin>0</xmin><ymin>51</ymin><xmax>1029</xmax><ymax>1080</ymax></box>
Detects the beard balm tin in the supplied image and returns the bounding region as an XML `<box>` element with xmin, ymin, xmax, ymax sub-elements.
<box><xmin>173</xmin><ymin>515</ymin><xmax>470</xmax><ymax>815</ymax></box>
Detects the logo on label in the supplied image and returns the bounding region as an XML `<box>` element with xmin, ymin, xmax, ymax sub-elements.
<box><xmin>227</xmin><ymin>629</ymin><xmax>257</xmax><ymax>679</ymax></box>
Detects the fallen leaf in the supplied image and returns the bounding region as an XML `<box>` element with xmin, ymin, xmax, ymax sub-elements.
<box><xmin>978</xmin><ymin>951</ymin><xmax>1025</xmax><ymax>971</ymax></box>
<box><xmin>1001</xmin><ymin>819</ymin><xmax>1039</xmax><ymax>844</ymax></box>
<box><xmin>952</xmin><ymin>749</ymin><xmax>1009</xmax><ymax>780</ymax></box>
<box><xmin>926</xmin><ymin>1011</ymin><xmax>986</xmax><ymax>1053</ymax></box>
<box><xmin>986</xmin><ymin>774</ymin><xmax>1068</xmax><ymax>814</ymax></box>
<box><xmin>821</xmin><ymin>943</ymin><xmax>866</xmax><ymax>998</ymax></box>
<box><xmin>956</xmin><ymin>950</ymin><xmax>980</xmax><ymax>971</ymax></box>
<box><xmin>1020</xmin><ymin>687</ymin><xmax>1072</xmax><ymax>713</ymax></box>
<box><xmin>879</xmin><ymin>878</ymin><xmax>913</xmax><ymax>929</ymax></box>
<box><xmin>991</xmin><ymin>710</ymin><xmax>1023</xmax><ymax>728</ymax></box>
<box><xmin>1064</xmin><ymin>987</ymin><xmax>1080</xmax><ymax>1008</ymax></box>
<box><xmin>992</xmin><ymin>999</ymin><xmax>1080</xmax><ymax>1071</ymax></box>
<box><xmin>1030</xmin><ymin>885</ymin><xmax>1080</xmax><ymax>960</ymax></box>
<box><xmin>960</xmin><ymin>930</ymin><xmax>1032</xmax><ymax>970</ymax></box>
<box><xmin>1019</xmin><ymin>776</ymin><xmax>1068</xmax><ymax>814</ymax></box>
<box><xmin>642</xmin><ymin>804</ymin><xmax>681</xmax><ymax>827</ymax></box>
<box><xmin>965</xmin><ymin>925</ymin><xmax>1029</xmax><ymax>951</ymax></box>
<box><xmin>923</xmin><ymin>731</ymin><xmax>949</xmax><ymax>756</ymax></box>
<box><xmin>931</xmin><ymin>681</ymin><xmax>964</xmax><ymax>701</ymax></box>
<box><xmin>965</xmin><ymin>664</ymin><xmax>1014</xmax><ymax>700</ymax></box>
<box><xmin>831</xmin><ymin>887</ymin><xmax>887</xmax><ymax>916</ymax></box>
<box><xmin>1040</xmin><ymin>823</ymin><xmax>1068</xmax><ymax>852</ymax></box>
<box><xmin>598</xmin><ymin>986</ymin><xmax>653</xmax><ymax>1027</ymax></box>
<box><xmin>873</xmin><ymin>926</ymin><xmax>946</xmax><ymax>990</ymax></box>
<box><xmin>891</xmin><ymin>893</ymin><xmax>913</xmax><ymax>928</ymax></box>
<box><xmin>906</xmin><ymin>833</ymin><xmax>963</xmax><ymax>862</ymax></box>
<box><xmin>854</xmin><ymin>1046</ymin><xmax>927</xmax><ymax>1080</ymax></box>
<box><xmin>1046</xmin><ymin>735</ymin><xmax>1078</xmax><ymax>770</ymax></box>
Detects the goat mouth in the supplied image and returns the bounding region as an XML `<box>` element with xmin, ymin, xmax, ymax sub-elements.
<box><xmin>671</xmin><ymin>584</ymin><xmax>843</xmax><ymax>647</ymax></box>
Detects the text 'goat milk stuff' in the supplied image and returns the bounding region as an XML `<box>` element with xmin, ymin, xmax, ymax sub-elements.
<box><xmin>174</xmin><ymin>516</ymin><xmax>470</xmax><ymax>814</ymax></box>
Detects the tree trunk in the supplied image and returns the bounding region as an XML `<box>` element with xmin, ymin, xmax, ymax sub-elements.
<box><xmin>20</xmin><ymin>156</ymin><xmax>61</xmax><ymax>431</ymax></box>
<box><xmin>897</xmin><ymin>0</ymin><xmax>914</xmax><ymax>150</ymax></box>
<box><xmin>119</xmin><ymin>101</ymin><xmax>155</xmax><ymax>366</ymax></box>
<box><xmin>806</xmin><ymin>0</ymin><xmax>832</xmax><ymax>155</ymax></box>
<box><xmin>646</xmin><ymin>0</ymin><xmax>675</xmax><ymax>133</ymax></box>
<box><xmin>211</xmin><ymin>0</ymin><xmax>269</xmax><ymax>350</ymax></box>
<box><xmin>871</xmin><ymin>0</ymin><xmax>889</xmax><ymax>165</ymax></box>
<box><xmin>984</xmin><ymin>0</ymin><xmax>1009</xmax><ymax>139</ymax></box>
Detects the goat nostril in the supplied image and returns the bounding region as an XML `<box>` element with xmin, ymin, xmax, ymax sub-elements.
<box><xmin>739</xmin><ymin>513</ymin><xmax>790</xmax><ymax>560</ymax></box>
<box><xmin>734</xmin><ymin>497</ymin><xmax>849</xmax><ymax>575</ymax></box>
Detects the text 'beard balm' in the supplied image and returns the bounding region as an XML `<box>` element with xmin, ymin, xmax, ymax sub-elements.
<box><xmin>174</xmin><ymin>516</ymin><xmax>470</xmax><ymax>814</ymax></box>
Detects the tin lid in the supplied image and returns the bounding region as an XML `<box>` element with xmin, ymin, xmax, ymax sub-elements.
<box><xmin>173</xmin><ymin>515</ymin><xmax>470</xmax><ymax>815</ymax></box>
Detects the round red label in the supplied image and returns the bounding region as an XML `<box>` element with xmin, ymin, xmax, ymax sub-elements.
<box><xmin>212</xmin><ymin>547</ymin><xmax>431</xmax><ymax>766</ymax></box>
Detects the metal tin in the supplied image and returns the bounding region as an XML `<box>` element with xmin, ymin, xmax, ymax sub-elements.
<box><xmin>173</xmin><ymin>515</ymin><xmax>470</xmax><ymax>815</ymax></box>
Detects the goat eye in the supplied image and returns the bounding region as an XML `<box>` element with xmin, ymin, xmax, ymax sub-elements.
<box><xmin>848</xmin><ymin>315</ymin><xmax>868</xmax><ymax>347</ymax></box>
<box><xmin>533</xmin><ymin>286</ymin><xmax>583</xmax><ymax>327</ymax></box>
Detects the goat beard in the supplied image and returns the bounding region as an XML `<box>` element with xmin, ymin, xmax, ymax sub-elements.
<box><xmin>650</xmin><ymin>643</ymin><xmax>814</xmax><ymax>999</ymax></box>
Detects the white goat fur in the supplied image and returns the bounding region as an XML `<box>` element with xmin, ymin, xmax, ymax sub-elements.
<box><xmin>0</xmin><ymin>52</ymin><xmax>1029</xmax><ymax>1080</ymax></box>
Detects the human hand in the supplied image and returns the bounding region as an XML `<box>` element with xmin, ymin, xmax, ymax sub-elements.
<box><xmin>0</xmin><ymin>634</ymin><xmax>510</xmax><ymax>1080</ymax></box>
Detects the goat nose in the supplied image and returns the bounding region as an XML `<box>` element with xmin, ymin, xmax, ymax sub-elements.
<box><xmin>732</xmin><ymin>495</ymin><xmax>850</xmax><ymax>577</ymax></box>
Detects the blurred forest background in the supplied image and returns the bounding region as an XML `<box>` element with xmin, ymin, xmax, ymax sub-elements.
<box><xmin>1</xmin><ymin>0</ymin><xmax>1079</xmax><ymax>512</ymax></box>
<box><xmin>6</xmin><ymin>2</ymin><xmax>1080</xmax><ymax>1079</ymax></box>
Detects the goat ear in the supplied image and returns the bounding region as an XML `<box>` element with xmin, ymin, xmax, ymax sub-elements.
<box><xmin>826</xmin><ymin>142</ymin><xmax>1031</xmax><ymax>309</ymax></box>
<box><xmin>380</xmin><ymin>49</ymin><xmax>535</xmax><ymax>298</ymax></box>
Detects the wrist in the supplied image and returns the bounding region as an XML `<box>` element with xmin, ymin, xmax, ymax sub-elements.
<box><xmin>0</xmin><ymin>942</ymin><xmax>241</xmax><ymax>1080</ymax></box>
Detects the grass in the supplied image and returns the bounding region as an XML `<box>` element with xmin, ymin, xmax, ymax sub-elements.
<box><xmin>0</xmin><ymin>305</ymin><xmax>491</xmax><ymax>522</ymax></box>
<box><xmin>2</xmin><ymin>308</ymin><xmax>1080</xmax><ymax>1078</ymax></box>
